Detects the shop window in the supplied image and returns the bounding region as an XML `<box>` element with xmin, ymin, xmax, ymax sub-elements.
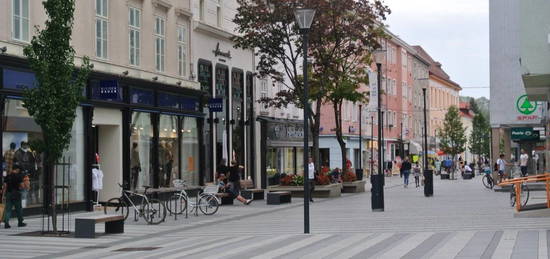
<box><xmin>157</xmin><ymin>92</ymin><xmax>180</xmax><ymax>109</ymax></box>
<box><xmin>198</xmin><ymin>61</ymin><xmax>212</xmax><ymax>94</ymax></box>
<box><xmin>2</xmin><ymin>69</ymin><xmax>37</xmax><ymax>90</ymax></box>
<box><xmin>59</xmin><ymin>108</ymin><xmax>85</xmax><ymax>202</ymax></box>
<box><xmin>231</xmin><ymin>69</ymin><xmax>244</xmax><ymax>166</ymax></box>
<box><xmin>159</xmin><ymin>115</ymin><xmax>178</xmax><ymax>187</ymax></box>
<box><xmin>130</xmin><ymin>112</ymin><xmax>153</xmax><ymax>191</ymax></box>
<box><xmin>181</xmin><ymin>117</ymin><xmax>199</xmax><ymax>186</ymax></box>
<box><xmin>130</xmin><ymin>88</ymin><xmax>154</xmax><ymax>106</ymax></box>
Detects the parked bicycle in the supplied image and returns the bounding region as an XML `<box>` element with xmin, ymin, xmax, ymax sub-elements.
<box><xmin>166</xmin><ymin>179</ymin><xmax>220</xmax><ymax>216</ymax></box>
<box><xmin>482</xmin><ymin>171</ymin><xmax>494</xmax><ymax>189</ymax></box>
<box><xmin>510</xmin><ymin>183</ymin><xmax>530</xmax><ymax>208</ymax></box>
<box><xmin>104</xmin><ymin>183</ymin><xmax>167</xmax><ymax>225</ymax></box>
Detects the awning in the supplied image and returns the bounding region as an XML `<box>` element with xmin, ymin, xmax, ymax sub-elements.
<box><xmin>523</xmin><ymin>73</ymin><xmax>550</xmax><ymax>101</ymax></box>
<box><xmin>409</xmin><ymin>141</ymin><xmax>422</xmax><ymax>154</ymax></box>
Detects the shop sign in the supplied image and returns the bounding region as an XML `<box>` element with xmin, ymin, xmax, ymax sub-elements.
<box><xmin>268</xmin><ymin>122</ymin><xmax>304</xmax><ymax>141</ymax></box>
<box><xmin>99</xmin><ymin>80</ymin><xmax>119</xmax><ymax>99</ymax></box>
<box><xmin>208</xmin><ymin>98</ymin><xmax>223</xmax><ymax>112</ymax></box>
<box><xmin>213</xmin><ymin>43</ymin><xmax>231</xmax><ymax>58</ymax></box>
<box><xmin>516</xmin><ymin>95</ymin><xmax>538</xmax><ymax>115</ymax></box>
<box><xmin>511</xmin><ymin>127</ymin><xmax>540</xmax><ymax>140</ymax></box>
<box><xmin>2</xmin><ymin>69</ymin><xmax>37</xmax><ymax>90</ymax></box>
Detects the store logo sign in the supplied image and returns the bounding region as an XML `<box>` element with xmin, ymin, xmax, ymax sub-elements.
<box><xmin>99</xmin><ymin>80</ymin><xmax>119</xmax><ymax>99</ymax></box>
<box><xmin>208</xmin><ymin>98</ymin><xmax>223</xmax><ymax>112</ymax></box>
<box><xmin>516</xmin><ymin>94</ymin><xmax>537</xmax><ymax>115</ymax></box>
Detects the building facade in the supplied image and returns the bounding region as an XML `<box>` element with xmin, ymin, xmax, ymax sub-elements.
<box><xmin>0</xmin><ymin>0</ymin><xmax>258</xmax><ymax>214</ymax></box>
<box><xmin>413</xmin><ymin>46</ymin><xmax>462</xmax><ymax>154</ymax></box>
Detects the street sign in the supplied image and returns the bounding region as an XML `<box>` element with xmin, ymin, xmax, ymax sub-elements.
<box><xmin>511</xmin><ymin>127</ymin><xmax>540</xmax><ymax>140</ymax></box>
<box><xmin>208</xmin><ymin>98</ymin><xmax>223</xmax><ymax>112</ymax></box>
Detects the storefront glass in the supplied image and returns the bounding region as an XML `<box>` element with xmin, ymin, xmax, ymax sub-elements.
<box><xmin>58</xmin><ymin>107</ymin><xmax>85</xmax><ymax>202</ymax></box>
<box><xmin>3</xmin><ymin>99</ymin><xmax>43</xmax><ymax>208</ymax></box>
<box><xmin>231</xmin><ymin>70</ymin><xmax>244</xmax><ymax>167</ymax></box>
<box><xmin>130</xmin><ymin>112</ymin><xmax>153</xmax><ymax>191</ymax></box>
<box><xmin>181</xmin><ymin>117</ymin><xmax>199</xmax><ymax>186</ymax></box>
<box><xmin>159</xmin><ymin>114</ymin><xmax>179</xmax><ymax>187</ymax></box>
<box><xmin>215</xmin><ymin>66</ymin><xmax>228</xmax><ymax>165</ymax></box>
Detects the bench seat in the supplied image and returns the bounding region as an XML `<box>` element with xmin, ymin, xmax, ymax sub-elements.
<box><xmin>75</xmin><ymin>215</ymin><xmax>124</xmax><ymax>238</ymax></box>
<box><xmin>267</xmin><ymin>191</ymin><xmax>291</xmax><ymax>205</ymax></box>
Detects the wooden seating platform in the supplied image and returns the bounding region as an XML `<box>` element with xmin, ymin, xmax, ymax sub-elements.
<box><xmin>75</xmin><ymin>215</ymin><xmax>124</xmax><ymax>238</ymax></box>
<box><xmin>267</xmin><ymin>191</ymin><xmax>291</xmax><ymax>205</ymax></box>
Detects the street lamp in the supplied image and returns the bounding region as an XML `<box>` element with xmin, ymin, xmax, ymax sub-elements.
<box><xmin>422</xmin><ymin>88</ymin><xmax>433</xmax><ymax>196</ymax></box>
<box><xmin>357</xmin><ymin>104</ymin><xmax>363</xmax><ymax>180</ymax></box>
<box><xmin>295</xmin><ymin>7</ymin><xmax>315</xmax><ymax>234</ymax></box>
<box><xmin>372</xmin><ymin>49</ymin><xmax>386</xmax><ymax>211</ymax></box>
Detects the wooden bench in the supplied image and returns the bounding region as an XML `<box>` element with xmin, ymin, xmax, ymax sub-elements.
<box><xmin>240</xmin><ymin>180</ymin><xmax>264</xmax><ymax>200</ymax></box>
<box><xmin>267</xmin><ymin>191</ymin><xmax>291</xmax><ymax>205</ymax></box>
<box><xmin>75</xmin><ymin>215</ymin><xmax>124</xmax><ymax>238</ymax></box>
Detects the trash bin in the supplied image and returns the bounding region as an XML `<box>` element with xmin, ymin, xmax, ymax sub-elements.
<box><xmin>424</xmin><ymin>169</ymin><xmax>433</xmax><ymax>197</ymax></box>
<box><xmin>355</xmin><ymin>168</ymin><xmax>363</xmax><ymax>181</ymax></box>
<box><xmin>371</xmin><ymin>174</ymin><xmax>384</xmax><ymax>211</ymax></box>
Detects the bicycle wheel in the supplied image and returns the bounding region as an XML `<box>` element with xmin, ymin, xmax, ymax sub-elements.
<box><xmin>143</xmin><ymin>199</ymin><xmax>167</xmax><ymax>225</ymax></box>
<box><xmin>166</xmin><ymin>194</ymin><xmax>187</xmax><ymax>215</ymax></box>
<box><xmin>198</xmin><ymin>194</ymin><xmax>219</xmax><ymax>215</ymax></box>
<box><xmin>104</xmin><ymin>197</ymin><xmax>129</xmax><ymax>220</ymax></box>
<box><xmin>482</xmin><ymin>175</ymin><xmax>493</xmax><ymax>189</ymax></box>
<box><xmin>510</xmin><ymin>184</ymin><xmax>530</xmax><ymax>207</ymax></box>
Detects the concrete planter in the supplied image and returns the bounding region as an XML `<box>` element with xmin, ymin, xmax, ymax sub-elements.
<box><xmin>267</xmin><ymin>183</ymin><xmax>342</xmax><ymax>198</ymax></box>
<box><xmin>342</xmin><ymin>180</ymin><xmax>366</xmax><ymax>193</ymax></box>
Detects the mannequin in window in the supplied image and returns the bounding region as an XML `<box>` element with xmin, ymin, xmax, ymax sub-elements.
<box><xmin>131</xmin><ymin>143</ymin><xmax>141</xmax><ymax>190</ymax></box>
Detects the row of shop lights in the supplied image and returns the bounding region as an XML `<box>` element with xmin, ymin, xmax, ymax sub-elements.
<box><xmin>132</xmin><ymin>127</ymin><xmax>192</xmax><ymax>133</ymax></box>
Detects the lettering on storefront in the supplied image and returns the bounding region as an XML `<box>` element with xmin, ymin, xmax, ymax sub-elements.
<box><xmin>268</xmin><ymin>122</ymin><xmax>305</xmax><ymax>141</ymax></box>
<box><xmin>213</xmin><ymin>43</ymin><xmax>231</xmax><ymax>58</ymax></box>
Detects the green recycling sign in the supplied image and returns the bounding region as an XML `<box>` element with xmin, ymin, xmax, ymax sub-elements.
<box><xmin>516</xmin><ymin>95</ymin><xmax>538</xmax><ymax>115</ymax></box>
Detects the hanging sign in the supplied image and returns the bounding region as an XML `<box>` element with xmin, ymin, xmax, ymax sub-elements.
<box><xmin>208</xmin><ymin>98</ymin><xmax>223</xmax><ymax>112</ymax></box>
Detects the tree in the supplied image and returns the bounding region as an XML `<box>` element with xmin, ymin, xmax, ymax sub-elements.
<box><xmin>469</xmin><ymin>112</ymin><xmax>490</xmax><ymax>170</ymax></box>
<box><xmin>311</xmin><ymin>0</ymin><xmax>389</xmax><ymax>170</ymax></box>
<box><xmin>438</xmin><ymin>106</ymin><xmax>466</xmax><ymax>179</ymax></box>
<box><xmin>233</xmin><ymin>0</ymin><xmax>390</xmax><ymax>170</ymax></box>
<box><xmin>23</xmin><ymin>0</ymin><xmax>91</xmax><ymax>232</ymax></box>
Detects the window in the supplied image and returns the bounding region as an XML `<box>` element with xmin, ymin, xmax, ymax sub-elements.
<box><xmin>129</xmin><ymin>7</ymin><xmax>141</xmax><ymax>66</ymax></box>
<box><xmin>216</xmin><ymin>0</ymin><xmax>222</xmax><ymax>27</ymax></box>
<box><xmin>12</xmin><ymin>0</ymin><xmax>29</xmax><ymax>42</ymax></box>
<box><xmin>96</xmin><ymin>0</ymin><xmax>108</xmax><ymax>58</ymax></box>
<box><xmin>177</xmin><ymin>25</ymin><xmax>187</xmax><ymax>76</ymax></box>
<box><xmin>402</xmin><ymin>82</ymin><xmax>408</xmax><ymax>99</ymax></box>
<box><xmin>199</xmin><ymin>0</ymin><xmax>205</xmax><ymax>21</ymax></box>
<box><xmin>260</xmin><ymin>78</ymin><xmax>268</xmax><ymax>100</ymax></box>
<box><xmin>155</xmin><ymin>16</ymin><xmax>166</xmax><ymax>72</ymax></box>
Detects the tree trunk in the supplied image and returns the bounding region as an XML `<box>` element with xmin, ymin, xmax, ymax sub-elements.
<box><xmin>312</xmin><ymin>100</ymin><xmax>322</xmax><ymax>173</ymax></box>
<box><xmin>333</xmin><ymin>101</ymin><xmax>347</xmax><ymax>171</ymax></box>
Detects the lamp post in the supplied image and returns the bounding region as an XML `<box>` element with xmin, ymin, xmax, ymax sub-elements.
<box><xmin>372</xmin><ymin>60</ymin><xmax>384</xmax><ymax>211</ymax></box>
<box><xmin>357</xmin><ymin>104</ymin><xmax>363</xmax><ymax>180</ymax></box>
<box><xmin>294</xmin><ymin>8</ymin><xmax>315</xmax><ymax>234</ymax></box>
<box><xmin>422</xmin><ymin>88</ymin><xmax>433</xmax><ymax>196</ymax></box>
<box><xmin>371</xmin><ymin>116</ymin><xmax>374</xmax><ymax>177</ymax></box>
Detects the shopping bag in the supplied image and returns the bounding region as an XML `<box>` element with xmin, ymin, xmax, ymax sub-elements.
<box><xmin>0</xmin><ymin>203</ymin><xmax>5</xmax><ymax>221</ymax></box>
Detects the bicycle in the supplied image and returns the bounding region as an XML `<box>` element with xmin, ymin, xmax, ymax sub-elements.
<box><xmin>166</xmin><ymin>179</ymin><xmax>220</xmax><ymax>216</ymax></box>
<box><xmin>510</xmin><ymin>183</ymin><xmax>529</xmax><ymax>208</ymax></box>
<box><xmin>104</xmin><ymin>183</ymin><xmax>167</xmax><ymax>225</ymax></box>
<box><xmin>482</xmin><ymin>171</ymin><xmax>494</xmax><ymax>189</ymax></box>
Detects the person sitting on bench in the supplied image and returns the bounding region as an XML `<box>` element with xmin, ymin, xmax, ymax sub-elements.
<box><xmin>228</xmin><ymin>160</ymin><xmax>252</xmax><ymax>205</ymax></box>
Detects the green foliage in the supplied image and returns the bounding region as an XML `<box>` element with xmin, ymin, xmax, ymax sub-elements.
<box><xmin>438</xmin><ymin>106</ymin><xmax>467</xmax><ymax>158</ymax></box>
<box><xmin>23</xmin><ymin>0</ymin><xmax>91</xmax><ymax>164</ymax></box>
<box><xmin>292</xmin><ymin>175</ymin><xmax>305</xmax><ymax>186</ymax></box>
<box><xmin>469</xmin><ymin>112</ymin><xmax>490</xmax><ymax>157</ymax></box>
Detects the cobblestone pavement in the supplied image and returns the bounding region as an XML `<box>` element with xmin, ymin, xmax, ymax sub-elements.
<box><xmin>2</xmin><ymin>175</ymin><xmax>550</xmax><ymax>258</ymax></box>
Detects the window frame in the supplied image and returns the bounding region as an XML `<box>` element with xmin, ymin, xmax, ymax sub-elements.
<box><xmin>11</xmin><ymin>0</ymin><xmax>30</xmax><ymax>42</ymax></box>
<box><xmin>216</xmin><ymin>0</ymin><xmax>222</xmax><ymax>27</ymax></box>
<box><xmin>177</xmin><ymin>24</ymin><xmax>187</xmax><ymax>77</ymax></box>
<box><xmin>95</xmin><ymin>0</ymin><xmax>109</xmax><ymax>59</ymax></box>
<box><xmin>154</xmin><ymin>16</ymin><xmax>166</xmax><ymax>72</ymax></box>
<box><xmin>128</xmin><ymin>7</ymin><xmax>141</xmax><ymax>66</ymax></box>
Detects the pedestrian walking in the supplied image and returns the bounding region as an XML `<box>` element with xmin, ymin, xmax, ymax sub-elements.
<box><xmin>308</xmin><ymin>157</ymin><xmax>315</xmax><ymax>202</ymax></box>
<box><xmin>3</xmin><ymin>164</ymin><xmax>29</xmax><ymax>228</ymax></box>
<box><xmin>519</xmin><ymin>149</ymin><xmax>529</xmax><ymax>177</ymax></box>
<box><xmin>413</xmin><ymin>163</ymin><xmax>421</xmax><ymax>188</ymax></box>
<box><xmin>401</xmin><ymin>157</ymin><xmax>412</xmax><ymax>187</ymax></box>
<box><xmin>228</xmin><ymin>160</ymin><xmax>252</xmax><ymax>205</ymax></box>
<box><xmin>497</xmin><ymin>154</ymin><xmax>507</xmax><ymax>183</ymax></box>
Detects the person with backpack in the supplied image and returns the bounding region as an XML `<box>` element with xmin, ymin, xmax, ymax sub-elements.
<box><xmin>400</xmin><ymin>157</ymin><xmax>412</xmax><ymax>187</ymax></box>
<box><xmin>413</xmin><ymin>163</ymin><xmax>421</xmax><ymax>187</ymax></box>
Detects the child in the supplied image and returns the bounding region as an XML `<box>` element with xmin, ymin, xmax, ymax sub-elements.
<box><xmin>413</xmin><ymin>163</ymin><xmax>421</xmax><ymax>188</ymax></box>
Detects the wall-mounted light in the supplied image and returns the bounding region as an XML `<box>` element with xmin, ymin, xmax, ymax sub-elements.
<box><xmin>89</xmin><ymin>63</ymin><xmax>95</xmax><ymax>69</ymax></box>
<box><xmin>176</xmin><ymin>81</ymin><xmax>182</xmax><ymax>86</ymax></box>
<box><xmin>0</xmin><ymin>46</ymin><xmax>7</xmax><ymax>54</ymax></box>
<box><xmin>152</xmin><ymin>76</ymin><xmax>158</xmax><ymax>81</ymax></box>
<box><xmin>122</xmin><ymin>70</ymin><xmax>129</xmax><ymax>76</ymax></box>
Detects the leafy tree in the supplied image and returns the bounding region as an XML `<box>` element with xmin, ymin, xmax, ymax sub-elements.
<box><xmin>23</xmin><ymin>0</ymin><xmax>91</xmax><ymax>232</ymax></box>
<box><xmin>469</xmin><ymin>112</ymin><xmax>490</xmax><ymax>170</ymax></box>
<box><xmin>312</xmin><ymin>0</ymin><xmax>389</xmax><ymax>170</ymax></box>
<box><xmin>233</xmin><ymin>0</ymin><xmax>390</xmax><ymax>170</ymax></box>
<box><xmin>469</xmin><ymin>97</ymin><xmax>479</xmax><ymax>114</ymax></box>
<box><xmin>438</xmin><ymin>106</ymin><xmax>466</xmax><ymax>179</ymax></box>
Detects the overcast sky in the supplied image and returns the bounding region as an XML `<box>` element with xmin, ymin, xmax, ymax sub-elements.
<box><xmin>383</xmin><ymin>0</ymin><xmax>489</xmax><ymax>99</ymax></box>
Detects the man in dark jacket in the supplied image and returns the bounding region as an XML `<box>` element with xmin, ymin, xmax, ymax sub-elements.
<box><xmin>400</xmin><ymin>157</ymin><xmax>412</xmax><ymax>187</ymax></box>
<box><xmin>3</xmin><ymin>164</ymin><xmax>29</xmax><ymax>228</ymax></box>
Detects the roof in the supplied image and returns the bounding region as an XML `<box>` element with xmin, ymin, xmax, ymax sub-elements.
<box><xmin>412</xmin><ymin>46</ymin><xmax>462</xmax><ymax>90</ymax></box>
<box><xmin>459</xmin><ymin>101</ymin><xmax>474</xmax><ymax>119</ymax></box>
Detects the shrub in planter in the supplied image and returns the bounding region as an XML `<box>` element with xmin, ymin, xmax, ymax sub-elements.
<box><xmin>315</xmin><ymin>173</ymin><xmax>331</xmax><ymax>185</ymax></box>
<box><xmin>292</xmin><ymin>175</ymin><xmax>304</xmax><ymax>186</ymax></box>
<box><xmin>342</xmin><ymin>171</ymin><xmax>357</xmax><ymax>182</ymax></box>
<box><xmin>280</xmin><ymin>175</ymin><xmax>294</xmax><ymax>186</ymax></box>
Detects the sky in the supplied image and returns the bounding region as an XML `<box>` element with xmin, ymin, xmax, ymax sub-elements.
<box><xmin>383</xmin><ymin>0</ymin><xmax>490</xmax><ymax>99</ymax></box>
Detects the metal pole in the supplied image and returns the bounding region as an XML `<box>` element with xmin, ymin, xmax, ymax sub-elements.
<box><xmin>371</xmin><ymin>116</ymin><xmax>374</xmax><ymax>176</ymax></box>
<box><xmin>400</xmin><ymin>121</ymin><xmax>403</xmax><ymax>157</ymax></box>
<box><xmin>302</xmin><ymin>30</ymin><xmax>310</xmax><ymax>234</ymax></box>
<box><xmin>359</xmin><ymin>104</ymin><xmax>362</xmax><ymax>170</ymax></box>
<box><xmin>423</xmin><ymin>88</ymin><xmax>428</xmax><ymax>170</ymax></box>
<box><xmin>377</xmin><ymin>62</ymin><xmax>383</xmax><ymax>176</ymax></box>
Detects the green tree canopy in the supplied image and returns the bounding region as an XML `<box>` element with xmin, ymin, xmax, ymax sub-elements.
<box><xmin>439</xmin><ymin>106</ymin><xmax>466</xmax><ymax>159</ymax></box>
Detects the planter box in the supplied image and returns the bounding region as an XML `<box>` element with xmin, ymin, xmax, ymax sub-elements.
<box><xmin>267</xmin><ymin>183</ymin><xmax>342</xmax><ymax>198</ymax></box>
<box><xmin>342</xmin><ymin>180</ymin><xmax>366</xmax><ymax>193</ymax></box>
